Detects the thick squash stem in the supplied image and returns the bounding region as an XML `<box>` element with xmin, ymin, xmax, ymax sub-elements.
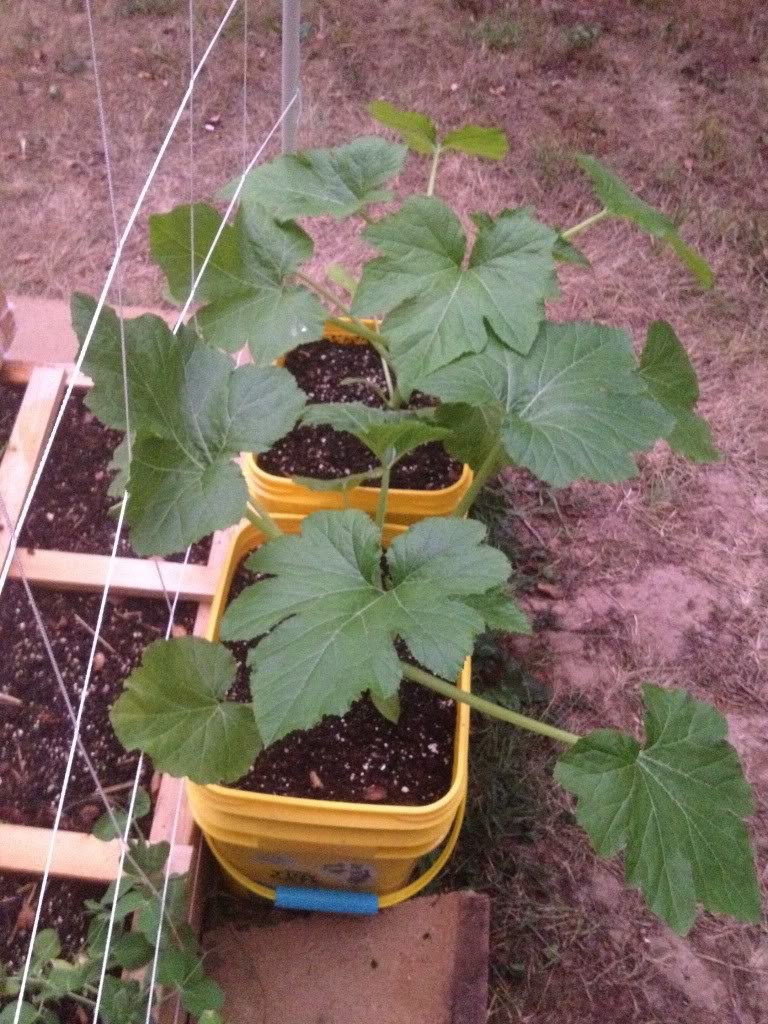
<box><xmin>401</xmin><ymin>662</ymin><xmax>580</xmax><ymax>746</ymax></box>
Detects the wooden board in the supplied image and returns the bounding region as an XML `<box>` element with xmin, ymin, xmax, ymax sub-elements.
<box><xmin>0</xmin><ymin>823</ymin><xmax>193</xmax><ymax>883</ymax></box>
<box><xmin>0</xmin><ymin>365</ymin><xmax>67</xmax><ymax>570</ymax></box>
<box><xmin>0</xmin><ymin>360</ymin><xmax>90</xmax><ymax>389</ymax></box>
<box><xmin>9</xmin><ymin>549</ymin><xmax>219</xmax><ymax>601</ymax></box>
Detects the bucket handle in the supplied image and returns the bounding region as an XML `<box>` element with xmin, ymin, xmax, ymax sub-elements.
<box><xmin>205</xmin><ymin>794</ymin><xmax>467</xmax><ymax>914</ymax></box>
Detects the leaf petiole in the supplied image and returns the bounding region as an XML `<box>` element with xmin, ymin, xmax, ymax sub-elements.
<box><xmin>401</xmin><ymin>662</ymin><xmax>580</xmax><ymax>746</ymax></box>
<box><xmin>452</xmin><ymin>440</ymin><xmax>504</xmax><ymax>517</ymax></box>
<box><xmin>246</xmin><ymin>502</ymin><xmax>283</xmax><ymax>540</ymax></box>
<box><xmin>427</xmin><ymin>145</ymin><xmax>442</xmax><ymax>197</ymax></box>
<box><xmin>375</xmin><ymin>464</ymin><xmax>392</xmax><ymax>538</ymax></box>
<box><xmin>561</xmin><ymin>207</ymin><xmax>608</xmax><ymax>240</ymax></box>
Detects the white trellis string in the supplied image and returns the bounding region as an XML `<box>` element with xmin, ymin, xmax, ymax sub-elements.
<box><xmin>175</xmin><ymin>88</ymin><xmax>299</xmax><ymax>327</ymax></box>
<box><xmin>0</xmin><ymin>0</ymin><xmax>242</xmax><ymax>595</ymax></box>
<box><xmin>0</xmin><ymin>495</ymin><xmax>128</xmax><ymax>843</ymax></box>
<box><xmin>6</xmin><ymin>0</ymin><xmax>228</xmax><ymax>1014</ymax></box>
<box><xmin>83</xmin><ymin>0</ymin><xmax>132</xmax><ymax>462</ymax></box>
<box><xmin>90</xmin><ymin>550</ymin><xmax>193</xmax><ymax>1024</ymax></box>
<box><xmin>8</xmin><ymin>493</ymin><xmax>131</xmax><ymax>1024</ymax></box>
<box><xmin>7</xmin><ymin>7</ymin><xmax>300</xmax><ymax>1020</ymax></box>
<box><xmin>242</xmin><ymin>0</ymin><xmax>249</xmax><ymax>170</ymax></box>
<box><xmin>89</xmin><ymin>90</ymin><xmax>302</xmax><ymax>1024</ymax></box>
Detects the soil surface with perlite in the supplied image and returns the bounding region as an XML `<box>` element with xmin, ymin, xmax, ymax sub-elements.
<box><xmin>19</xmin><ymin>391</ymin><xmax>210</xmax><ymax>563</ymax></box>
<box><xmin>258</xmin><ymin>339</ymin><xmax>463</xmax><ymax>490</ymax></box>
<box><xmin>0</xmin><ymin>584</ymin><xmax>196</xmax><ymax>831</ymax></box>
<box><xmin>222</xmin><ymin>560</ymin><xmax>456</xmax><ymax>806</ymax></box>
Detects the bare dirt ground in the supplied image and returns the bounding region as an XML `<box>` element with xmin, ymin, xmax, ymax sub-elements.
<box><xmin>1</xmin><ymin>0</ymin><xmax>767</xmax><ymax>1020</ymax></box>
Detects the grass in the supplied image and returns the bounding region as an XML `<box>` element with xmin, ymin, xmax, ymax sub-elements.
<box><xmin>472</xmin><ymin>13</ymin><xmax>523</xmax><ymax>52</ymax></box>
<box><xmin>434</xmin><ymin>711</ymin><xmax>561</xmax><ymax>1020</ymax></box>
<box><xmin>115</xmin><ymin>0</ymin><xmax>180</xmax><ymax>16</ymax></box>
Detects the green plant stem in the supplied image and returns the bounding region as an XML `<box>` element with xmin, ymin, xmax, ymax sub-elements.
<box><xmin>295</xmin><ymin>270</ymin><xmax>354</xmax><ymax>317</ymax></box>
<box><xmin>246</xmin><ymin>501</ymin><xmax>283</xmax><ymax>540</ymax></box>
<box><xmin>375</xmin><ymin>464</ymin><xmax>392</xmax><ymax>537</ymax></box>
<box><xmin>426</xmin><ymin>145</ymin><xmax>442</xmax><ymax>196</ymax></box>
<box><xmin>24</xmin><ymin>980</ymin><xmax>97</xmax><ymax>1008</ymax></box>
<box><xmin>369</xmin><ymin>321</ymin><xmax>402</xmax><ymax>408</ymax></box>
<box><xmin>452</xmin><ymin>441</ymin><xmax>504</xmax><ymax>517</ymax></box>
<box><xmin>561</xmin><ymin>207</ymin><xmax>609</xmax><ymax>239</ymax></box>
<box><xmin>401</xmin><ymin>662</ymin><xmax>580</xmax><ymax>746</ymax></box>
<box><xmin>325</xmin><ymin>315</ymin><xmax>390</xmax><ymax>354</ymax></box>
<box><xmin>294</xmin><ymin>271</ymin><xmax>403</xmax><ymax>407</ymax></box>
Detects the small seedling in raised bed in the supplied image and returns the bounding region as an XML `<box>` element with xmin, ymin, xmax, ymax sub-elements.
<box><xmin>71</xmin><ymin>103</ymin><xmax>760</xmax><ymax>935</ymax></box>
<box><xmin>0</xmin><ymin>791</ymin><xmax>223</xmax><ymax>1024</ymax></box>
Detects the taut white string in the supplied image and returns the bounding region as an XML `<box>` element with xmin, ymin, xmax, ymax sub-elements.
<box><xmin>0</xmin><ymin>0</ymin><xmax>243</xmax><ymax>594</ymax></box>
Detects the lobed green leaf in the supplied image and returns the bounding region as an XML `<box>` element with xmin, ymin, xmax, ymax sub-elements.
<box><xmin>301</xmin><ymin>403</ymin><xmax>452</xmax><ymax>467</ymax></box>
<box><xmin>368</xmin><ymin>100</ymin><xmax>437</xmax><ymax>155</ymax></box>
<box><xmin>150</xmin><ymin>203</ymin><xmax>325</xmax><ymax>362</ymax></box>
<box><xmin>575</xmin><ymin>155</ymin><xmax>714</xmax><ymax>287</ymax></box>
<box><xmin>639</xmin><ymin>320</ymin><xmax>719</xmax><ymax>462</ymax></box>
<box><xmin>111</xmin><ymin>637</ymin><xmax>262</xmax><ymax>784</ymax></box>
<box><xmin>353</xmin><ymin>200</ymin><xmax>559</xmax><ymax>391</ymax></box>
<box><xmin>555</xmin><ymin>684</ymin><xmax>761</xmax><ymax>933</ymax></box>
<box><xmin>423</xmin><ymin>321</ymin><xmax>675</xmax><ymax>487</ymax></box>
<box><xmin>223</xmin><ymin>136</ymin><xmax>407</xmax><ymax>220</ymax></box>
<box><xmin>72</xmin><ymin>294</ymin><xmax>305</xmax><ymax>555</ymax></box>
<box><xmin>220</xmin><ymin>511</ymin><xmax>522</xmax><ymax>745</ymax></box>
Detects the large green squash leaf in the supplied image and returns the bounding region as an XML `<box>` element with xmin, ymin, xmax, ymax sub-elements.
<box><xmin>219</xmin><ymin>511</ymin><xmax>526</xmax><ymax>745</ymax></box>
<box><xmin>640</xmin><ymin>320</ymin><xmax>719</xmax><ymax>462</ymax></box>
<box><xmin>352</xmin><ymin>199</ymin><xmax>559</xmax><ymax>390</ymax></box>
<box><xmin>71</xmin><ymin>294</ymin><xmax>305</xmax><ymax>554</ymax></box>
<box><xmin>149</xmin><ymin>203</ymin><xmax>325</xmax><ymax>362</ymax></box>
<box><xmin>422</xmin><ymin>321</ymin><xmax>675</xmax><ymax>487</ymax></box>
<box><xmin>149</xmin><ymin>203</ymin><xmax>244</xmax><ymax>304</ymax></box>
<box><xmin>576</xmin><ymin>155</ymin><xmax>714</xmax><ymax>287</ymax></box>
<box><xmin>555</xmin><ymin>684</ymin><xmax>761</xmax><ymax>934</ymax></box>
<box><xmin>111</xmin><ymin>638</ymin><xmax>261</xmax><ymax>784</ymax></box>
<box><xmin>223</xmin><ymin>137</ymin><xmax>407</xmax><ymax>220</ymax></box>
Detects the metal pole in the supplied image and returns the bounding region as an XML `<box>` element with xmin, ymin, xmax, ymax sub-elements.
<box><xmin>281</xmin><ymin>0</ymin><xmax>301</xmax><ymax>153</ymax></box>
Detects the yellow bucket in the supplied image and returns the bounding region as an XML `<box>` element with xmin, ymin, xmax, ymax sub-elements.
<box><xmin>243</xmin><ymin>320</ymin><xmax>473</xmax><ymax>527</ymax></box>
<box><xmin>186</xmin><ymin>514</ymin><xmax>471</xmax><ymax>908</ymax></box>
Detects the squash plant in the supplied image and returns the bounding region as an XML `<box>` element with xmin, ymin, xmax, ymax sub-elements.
<box><xmin>68</xmin><ymin>103</ymin><xmax>760</xmax><ymax>936</ymax></box>
<box><xmin>0</xmin><ymin>794</ymin><xmax>223</xmax><ymax>1024</ymax></box>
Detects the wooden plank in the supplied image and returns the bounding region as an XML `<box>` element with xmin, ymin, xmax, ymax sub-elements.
<box><xmin>0</xmin><ymin>366</ymin><xmax>66</xmax><ymax>569</ymax></box>
<box><xmin>0</xmin><ymin>823</ymin><xmax>193</xmax><ymax>882</ymax></box>
<box><xmin>9</xmin><ymin>549</ymin><xmax>219</xmax><ymax>601</ymax></box>
<box><xmin>1</xmin><ymin>361</ymin><xmax>90</xmax><ymax>388</ymax></box>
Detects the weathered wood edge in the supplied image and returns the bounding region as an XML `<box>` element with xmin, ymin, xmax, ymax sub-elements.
<box><xmin>0</xmin><ymin>365</ymin><xmax>67</xmax><ymax>570</ymax></box>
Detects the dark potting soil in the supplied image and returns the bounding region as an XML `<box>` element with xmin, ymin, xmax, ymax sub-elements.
<box><xmin>221</xmin><ymin>560</ymin><xmax>456</xmax><ymax>806</ymax></box>
<box><xmin>0</xmin><ymin>583</ymin><xmax>197</xmax><ymax>831</ymax></box>
<box><xmin>258</xmin><ymin>339</ymin><xmax>463</xmax><ymax>491</ymax></box>
<box><xmin>0</xmin><ymin>870</ymin><xmax>104</xmax><ymax>973</ymax></box>
<box><xmin>0</xmin><ymin>382</ymin><xmax>24</xmax><ymax>451</ymax></box>
<box><xmin>18</xmin><ymin>392</ymin><xmax>211</xmax><ymax>564</ymax></box>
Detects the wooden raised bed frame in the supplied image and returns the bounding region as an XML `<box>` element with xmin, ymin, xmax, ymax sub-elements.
<box><xmin>0</xmin><ymin>358</ymin><xmax>224</xmax><ymax>898</ymax></box>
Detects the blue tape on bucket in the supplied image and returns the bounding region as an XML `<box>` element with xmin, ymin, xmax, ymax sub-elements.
<box><xmin>274</xmin><ymin>886</ymin><xmax>379</xmax><ymax>915</ymax></box>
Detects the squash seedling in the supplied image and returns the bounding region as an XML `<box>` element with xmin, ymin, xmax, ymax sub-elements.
<box><xmin>68</xmin><ymin>103</ymin><xmax>759</xmax><ymax>936</ymax></box>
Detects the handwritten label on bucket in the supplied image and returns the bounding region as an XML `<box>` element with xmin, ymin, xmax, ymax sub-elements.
<box><xmin>247</xmin><ymin>850</ymin><xmax>377</xmax><ymax>889</ymax></box>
